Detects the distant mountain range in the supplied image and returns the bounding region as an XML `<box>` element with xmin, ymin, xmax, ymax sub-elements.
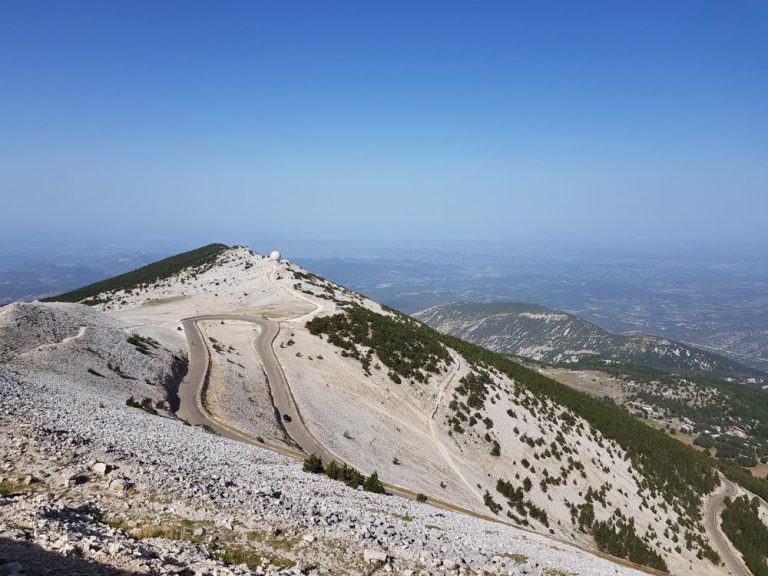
<box><xmin>414</xmin><ymin>302</ymin><xmax>766</xmax><ymax>382</ymax></box>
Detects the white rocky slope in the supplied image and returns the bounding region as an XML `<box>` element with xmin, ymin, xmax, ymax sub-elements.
<box><xmin>0</xmin><ymin>299</ymin><xmax>646</xmax><ymax>575</ymax></box>
<box><xmin>0</xmin><ymin>301</ymin><xmax>184</xmax><ymax>405</ymax></box>
<box><xmin>275</xmin><ymin>323</ymin><xmax>720</xmax><ymax>575</ymax></box>
<box><xmin>0</xmin><ymin>246</ymin><xmax>731</xmax><ymax>575</ymax></box>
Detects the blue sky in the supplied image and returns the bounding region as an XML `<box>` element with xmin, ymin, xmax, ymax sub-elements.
<box><xmin>1</xmin><ymin>1</ymin><xmax>766</xmax><ymax>251</ymax></box>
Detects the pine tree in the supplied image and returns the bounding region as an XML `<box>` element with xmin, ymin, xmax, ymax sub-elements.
<box><xmin>363</xmin><ymin>471</ymin><xmax>385</xmax><ymax>493</ymax></box>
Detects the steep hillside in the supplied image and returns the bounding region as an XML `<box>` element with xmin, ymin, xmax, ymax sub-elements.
<box><xmin>0</xmin><ymin>255</ymin><xmax>654</xmax><ymax>575</ymax></box>
<box><xmin>414</xmin><ymin>302</ymin><xmax>765</xmax><ymax>382</ymax></box>
<box><xmin>9</xmin><ymin>245</ymin><xmax>768</xmax><ymax>575</ymax></box>
<box><xmin>297</xmin><ymin>304</ymin><xmax>731</xmax><ymax>573</ymax></box>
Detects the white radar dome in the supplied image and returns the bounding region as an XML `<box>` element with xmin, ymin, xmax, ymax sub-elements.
<box><xmin>269</xmin><ymin>250</ymin><xmax>281</xmax><ymax>261</ymax></box>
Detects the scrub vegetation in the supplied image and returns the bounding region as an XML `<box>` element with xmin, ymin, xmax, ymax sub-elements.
<box><xmin>308</xmin><ymin>305</ymin><xmax>768</xmax><ymax>571</ymax></box>
<box><xmin>302</xmin><ymin>453</ymin><xmax>385</xmax><ymax>494</ymax></box>
<box><xmin>575</xmin><ymin>359</ymin><xmax>768</xmax><ymax>469</ymax></box>
<box><xmin>720</xmin><ymin>495</ymin><xmax>768</xmax><ymax>576</ymax></box>
<box><xmin>306</xmin><ymin>304</ymin><xmax>451</xmax><ymax>383</ymax></box>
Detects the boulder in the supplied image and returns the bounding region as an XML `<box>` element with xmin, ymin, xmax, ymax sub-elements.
<box><xmin>363</xmin><ymin>549</ymin><xmax>388</xmax><ymax>563</ymax></box>
<box><xmin>61</xmin><ymin>471</ymin><xmax>79</xmax><ymax>487</ymax></box>
<box><xmin>109</xmin><ymin>478</ymin><xmax>129</xmax><ymax>494</ymax></box>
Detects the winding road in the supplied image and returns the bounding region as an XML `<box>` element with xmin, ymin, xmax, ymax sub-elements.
<box><xmin>174</xmin><ymin>313</ymin><xmax>684</xmax><ymax>576</ymax></box>
<box><xmin>176</xmin><ymin>314</ymin><xmax>338</xmax><ymax>464</ymax></box>
<box><xmin>704</xmin><ymin>476</ymin><xmax>750</xmax><ymax>576</ymax></box>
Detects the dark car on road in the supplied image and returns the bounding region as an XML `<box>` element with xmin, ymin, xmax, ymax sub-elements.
<box><xmin>282</xmin><ymin>414</ymin><xmax>292</xmax><ymax>423</ymax></box>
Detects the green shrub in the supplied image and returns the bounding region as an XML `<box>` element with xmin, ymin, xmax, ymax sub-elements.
<box><xmin>126</xmin><ymin>396</ymin><xmax>157</xmax><ymax>415</ymax></box>
<box><xmin>483</xmin><ymin>491</ymin><xmax>502</xmax><ymax>515</ymax></box>
<box><xmin>303</xmin><ymin>453</ymin><xmax>324</xmax><ymax>473</ymax></box>
<box><xmin>325</xmin><ymin>460</ymin><xmax>341</xmax><ymax>479</ymax></box>
<box><xmin>363</xmin><ymin>471</ymin><xmax>385</xmax><ymax>494</ymax></box>
<box><xmin>325</xmin><ymin>460</ymin><xmax>365</xmax><ymax>488</ymax></box>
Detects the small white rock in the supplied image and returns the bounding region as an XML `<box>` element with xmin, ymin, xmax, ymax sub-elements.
<box><xmin>363</xmin><ymin>549</ymin><xmax>388</xmax><ymax>563</ymax></box>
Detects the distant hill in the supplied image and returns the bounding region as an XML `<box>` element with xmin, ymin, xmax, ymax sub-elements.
<box><xmin>414</xmin><ymin>302</ymin><xmax>766</xmax><ymax>382</ymax></box>
<box><xmin>43</xmin><ymin>243</ymin><xmax>229</xmax><ymax>304</ymax></box>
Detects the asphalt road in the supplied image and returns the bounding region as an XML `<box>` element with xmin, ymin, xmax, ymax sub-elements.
<box><xmin>177</xmin><ymin>314</ymin><xmax>337</xmax><ymax>464</ymax></box>
<box><xmin>704</xmin><ymin>476</ymin><xmax>750</xmax><ymax>576</ymax></box>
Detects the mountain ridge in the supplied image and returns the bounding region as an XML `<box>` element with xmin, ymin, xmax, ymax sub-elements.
<box><xmin>42</xmin><ymin>243</ymin><xmax>230</xmax><ymax>304</ymax></box>
<box><xmin>414</xmin><ymin>301</ymin><xmax>766</xmax><ymax>383</ymax></box>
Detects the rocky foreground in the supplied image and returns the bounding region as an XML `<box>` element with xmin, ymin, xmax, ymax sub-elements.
<box><xmin>0</xmin><ymin>312</ymin><xmax>645</xmax><ymax>576</ymax></box>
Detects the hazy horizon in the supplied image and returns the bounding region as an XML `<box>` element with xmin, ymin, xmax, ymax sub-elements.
<box><xmin>2</xmin><ymin>232</ymin><xmax>767</xmax><ymax>267</ymax></box>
